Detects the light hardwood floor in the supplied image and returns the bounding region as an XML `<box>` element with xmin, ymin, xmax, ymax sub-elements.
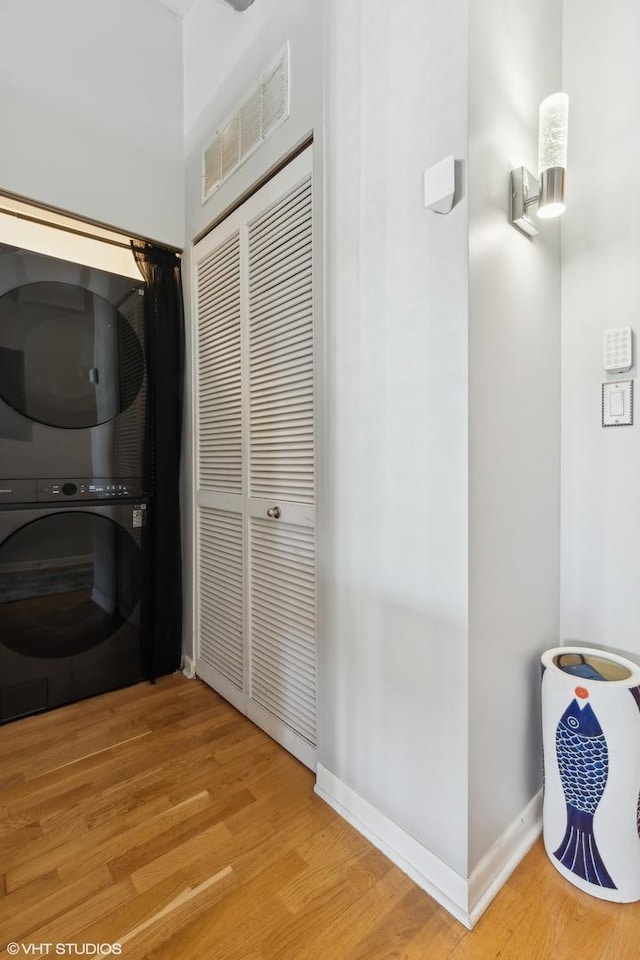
<box><xmin>0</xmin><ymin>674</ymin><xmax>637</xmax><ymax>959</ymax></box>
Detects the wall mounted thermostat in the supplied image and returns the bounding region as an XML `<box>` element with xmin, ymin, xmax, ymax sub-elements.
<box><xmin>602</xmin><ymin>379</ymin><xmax>633</xmax><ymax>427</ymax></box>
<box><xmin>603</xmin><ymin>326</ymin><xmax>633</xmax><ymax>374</ymax></box>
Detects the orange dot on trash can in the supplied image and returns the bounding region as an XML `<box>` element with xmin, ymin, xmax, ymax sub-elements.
<box><xmin>575</xmin><ymin>686</ymin><xmax>589</xmax><ymax>699</ymax></box>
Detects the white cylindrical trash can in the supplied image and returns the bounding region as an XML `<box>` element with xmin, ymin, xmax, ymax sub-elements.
<box><xmin>541</xmin><ymin>646</ymin><xmax>640</xmax><ymax>902</ymax></box>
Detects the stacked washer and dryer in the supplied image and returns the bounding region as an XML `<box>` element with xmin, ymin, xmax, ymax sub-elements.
<box><xmin>0</xmin><ymin>244</ymin><xmax>151</xmax><ymax>723</ymax></box>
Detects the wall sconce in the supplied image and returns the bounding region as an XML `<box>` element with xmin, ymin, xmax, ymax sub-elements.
<box><xmin>510</xmin><ymin>93</ymin><xmax>569</xmax><ymax>238</ymax></box>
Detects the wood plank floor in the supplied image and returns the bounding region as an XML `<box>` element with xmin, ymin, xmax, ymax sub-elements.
<box><xmin>0</xmin><ymin>674</ymin><xmax>637</xmax><ymax>959</ymax></box>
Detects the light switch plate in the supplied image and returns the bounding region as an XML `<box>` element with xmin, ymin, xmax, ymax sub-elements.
<box><xmin>602</xmin><ymin>379</ymin><xmax>633</xmax><ymax>427</ymax></box>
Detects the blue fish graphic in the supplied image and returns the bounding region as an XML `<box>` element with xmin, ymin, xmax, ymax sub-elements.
<box><xmin>554</xmin><ymin>698</ymin><xmax>616</xmax><ymax>888</ymax></box>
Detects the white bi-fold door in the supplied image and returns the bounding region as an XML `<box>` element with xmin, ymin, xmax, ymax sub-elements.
<box><xmin>193</xmin><ymin>148</ymin><xmax>317</xmax><ymax>769</ymax></box>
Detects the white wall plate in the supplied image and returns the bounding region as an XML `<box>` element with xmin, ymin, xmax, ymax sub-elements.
<box><xmin>602</xmin><ymin>380</ymin><xmax>633</xmax><ymax>427</ymax></box>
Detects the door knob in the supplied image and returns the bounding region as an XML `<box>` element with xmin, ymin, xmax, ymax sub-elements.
<box><xmin>266</xmin><ymin>506</ymin><xmax>281</xmax><ymax>519</ymax></box>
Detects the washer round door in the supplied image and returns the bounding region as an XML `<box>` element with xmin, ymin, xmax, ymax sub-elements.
<box><xmin>0</xmin><ymin>511</ymin><xmax>142</xmax><ymax>658</ymax></box>
<box><xmin>0</xmin><ymin>281</ymin><xmax>145</xmax><ymax>428</ymax></box>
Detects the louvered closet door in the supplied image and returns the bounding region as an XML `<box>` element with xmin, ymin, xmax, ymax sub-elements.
<box><xmin>246</xmin><ymin>168</ymin><xmax>316</xmax><ymax>764</ymax></box>
<box><xmin>194</xmin><ymin>147</ymin><xmax>317</xmax><ymax>769</ymax></box>
<box><xmin>195</xmin><ymin>229</ymin><xmax>245</xmax><ymax>705</ymax></box>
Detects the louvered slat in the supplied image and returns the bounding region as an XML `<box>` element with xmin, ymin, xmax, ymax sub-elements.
<box><xmin>203</xmin><ymin>134</ymin><xmax>222</xmax><ymax>198</ymax></box>
<box><xmin>249</xmin><ymin>179</ymin><xmax>310</xmax><ymax>244</ymax></box>
<box><xmin>197</xmin><ymin>232</ymin><xmax>242</xmax><ymax>496</ymax></box>
<box><xmin>198</xmin><ymin>508</ymin><xmax>244</xmax><ymax>689</ymax></box>
<box><xmin>248</xmin><ymin>176</ymin><xmax>313</xmax><ymax>504</ymax></box>
<box><xmin>240</xmin><ymin>90</ymin><xmax>261</xmax><ymax>157</ymax></box>
<box><xmin>249</xmin><ymin>518</ymin><xmax>316</xmax><ymax>745</ymax></box>
<box><xmin>249</xmin><ymin>281</ymin><xmax>313</xmax><ymax>323</ymax></box>
<box><xmin>221</xmin><ymin>115</ymin><xmax>241</xmax><ymax>179</ymax></box>
<box><xmin>261</xmin><ymin>53</ymin><xmax>288</xmax><ymax>137</ymax></box>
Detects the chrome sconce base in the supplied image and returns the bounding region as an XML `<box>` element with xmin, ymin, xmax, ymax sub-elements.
<box><xmin>510</xmin><ymin>166</ymin><xmax>540</xmax><ymax>238</ymax></box>
<box><xmin>510</xmin><ymin>165</ymin><xmax>566</xmax><ymax>239</ymax></box>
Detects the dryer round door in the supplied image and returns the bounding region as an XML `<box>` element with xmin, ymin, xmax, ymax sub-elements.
<box><xmin>0</xmin><ymin>281</ymin><xmax>145</xmax><ymax>428</ymax></box>
<box><xmin>0</xmin><ymin>511</ymin><xmax>142</xmax><ymax>658</ymax></box>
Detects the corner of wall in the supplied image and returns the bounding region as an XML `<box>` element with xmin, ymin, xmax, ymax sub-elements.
<box><xmin>316</xmin><ymin>766</ymin><xmax>542</xmax><ymax>929</ymax></box>
<box><xmin>315</xmin><ymin>765</ymin><xmax>473</xmax><ymax>928</ymax></box>
<box><xmin>467</xmin><ymin>0</ymin><xmax>562</xmax><ymax>873</ymax></box>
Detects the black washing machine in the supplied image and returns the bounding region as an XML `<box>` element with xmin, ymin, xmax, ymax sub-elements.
<box><xmin>0</xmin><ymin>243</ymin><xmax>147</xmax><ymax>487</ymax></box>
<box><xmin>0</xmin><ymin>244</ymin><xmax>152</xmax><ymax>722</ymax></box>
<box><xmin>0</xmin><ymin>482</ymin><xmax>149</xmax><ymax>723</ymax></box>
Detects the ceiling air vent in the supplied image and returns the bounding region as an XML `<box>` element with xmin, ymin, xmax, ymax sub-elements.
<box><xmin>202</xmin><ymin>43</ymin><xmax>290</xmax><ymax>204</ymax></box>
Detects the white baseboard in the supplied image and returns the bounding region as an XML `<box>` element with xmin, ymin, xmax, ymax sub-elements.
<box><xmin>468</xmin><ymin>789</ymin><xmax>542</xmax><ymax>925</ymax></box>
<box><xmin>315</xmin><ymin>765</ymin><xmax>471</xmax><ymax>927</ymax></box>
<box><xmin>314</xmin><ymin>765</ymin><xmax>542</xmax><ymax>929</ymax></box>
<box><xmin>182</xmin><ymin>654</ymin><xmax>196</xmax><ymax>679</ymax></box>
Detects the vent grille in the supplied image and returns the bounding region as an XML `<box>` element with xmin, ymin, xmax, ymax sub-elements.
<box><xmin>202</xmin><ymin>43</ymin><xmax>290</xmax><ymax>202</ymax></box>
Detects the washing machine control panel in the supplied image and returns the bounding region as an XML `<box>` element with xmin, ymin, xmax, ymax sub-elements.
<box><xmin>37</xmin><ymin>478</ymin><xmax>144</xmax><ymax>501</ymax></box>
<box><xmin>0</xmin><ymin>479</ymin><xmax>37</xmax><ymax>503</ymax></box>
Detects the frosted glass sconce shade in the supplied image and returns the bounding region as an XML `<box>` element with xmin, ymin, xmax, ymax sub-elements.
<box><xmin>537</xmin><ymin>93</ymin><xmax>569</xmax><ymax>219</ymax></box>
<box><xmin>538</xmin><ymin>93</ymin><xmax>569</xmax><ymax>173</ymax></box>
<box><xmin>510</xmin><ymin>92</ymin><xmax>569</xmax><ymax>237</ymax></box>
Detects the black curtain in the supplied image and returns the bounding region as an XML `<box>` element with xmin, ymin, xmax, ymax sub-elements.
<box><xmin>132</xmin><ymin>241</ymin><xmax>184</xmax><ymax>679</ymax></box>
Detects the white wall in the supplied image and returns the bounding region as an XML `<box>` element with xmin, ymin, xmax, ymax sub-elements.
<box><xmin>182</xmin><ymin>0</ymin><xmax>563</xmax><ymax>906</ymax></box>
<box><xmin>323</xmin><ymin>0</ymin><xmax>470</xmax><ymax>877</ymax></box>
<box><xmin>183</xmin><ymin>0</ymin><xmax>472</xmax><ymax>888</ymax></box>
<box><xmin>0</xmin><ymin>0</ymin><xmax>184</xmax><ymax>246</ymax></box>
<box><xmin>467</xmin><ymin>0</ymin><xmax>562</xmax><ymax>871</ymax></box>
<box><xmin>561</xmin><ymin>1</ymin><xmax>640</xmax><ymax>667</ymax></box>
